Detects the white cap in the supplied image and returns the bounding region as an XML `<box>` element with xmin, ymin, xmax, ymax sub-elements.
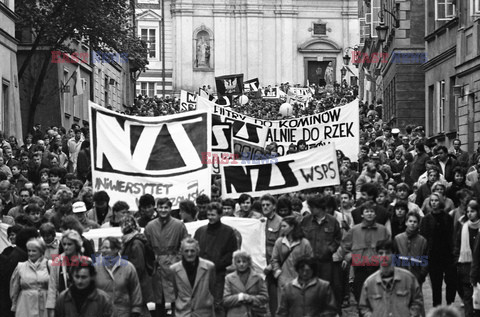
<box><xmin>72</xmin><ymin>201</ymin><xmax>87</xmax><ymax>213</ymax></box>
<box><xmin>392</xmin><ymin>128</ymin><xmax>400</xmax><ymax>134</ymax></box>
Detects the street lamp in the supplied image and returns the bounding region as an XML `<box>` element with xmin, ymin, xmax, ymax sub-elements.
<box><xmin>343</xmin><ymin>46</ymin><xmax>358</xmax><ymax>65</ymax></box>
<box><xmin>340</xmin><ymin>67</ymin><xmax>347</xmax><ymax>78</ymax></box>
<box><xmin>375</xmin><ymin>7</ymin><xmax>400</xmax><ymax>43</ymax></box>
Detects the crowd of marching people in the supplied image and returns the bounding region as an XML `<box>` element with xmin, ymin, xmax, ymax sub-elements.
<box><xmin>0</xmin><ymin>80</ymin><xmax>477</xmax><ymax>317</ymax></box>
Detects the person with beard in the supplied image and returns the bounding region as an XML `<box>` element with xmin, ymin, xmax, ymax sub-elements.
<box><xmin>359</xmin><ymin>240</ymin><xmax>424</xmax><ymax>317</ymax></box>
<box><xmin>454</xmin><ymin>200</ymin><xmax>480</xmax><ymax>317</ymax></box>
<box><xmin>393</xmin><ymin>211</ymin><xmax>428</xmax><ymax>285</ymax></box>
<box><xmin>0</xmin><ymin>227</ymin><xmax>39</xmax><ymax>317</ymax></box>
<box><xmin>194</xmin><ymin>202</ymin><xmax>237</xmax><ymax>317</ymax></box>
<box><xmin>120</xmin><ymin>215</ymin><xmax>154</xmax><ymax>316</ymax></box>
<box><xmin>145</xmin><ymin>197</ymin><xmax>188</xmax><ymax>317</ymax></box>
<box><xmin>54</xmin><ymin>259</ymin><xmax>114</xmax><ymax>317</ymax></box>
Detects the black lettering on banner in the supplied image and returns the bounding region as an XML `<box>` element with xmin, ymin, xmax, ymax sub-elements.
<box><xmin>225</xmin><ymin>118</ymin><xmax>263</xmax><ymax>143</ymax></box>
<box><xmin>323</xmin><ymin>122</ymin><xmax>354</xmax><ymax>139</ymax></box>
<box><xmin>299</xmin><ymin>161</ymin><xmax>337</xmax><ymax>182</ymax></box>
<box><xmin>223</xmin><ymin>160</ymin><xmax>298</xmax><ymax>193</ymax></box>
<box><xmin>212</xmin><ymin>123</ymin><xmax>233</xmax><ymax>152</ymax></box>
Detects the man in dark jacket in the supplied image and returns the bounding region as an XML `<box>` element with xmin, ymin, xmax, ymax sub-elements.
<box><xmin>194</xmin><ymin>202</ymin><xmax>237</xmax><ymax>317</ymax></box>
<box><xmin>434</xmin><ymin>145</ymin><xmax>458</xmax><ymax>183</ymax></box>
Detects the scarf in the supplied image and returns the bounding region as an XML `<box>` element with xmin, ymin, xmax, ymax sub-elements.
<box><xmin>70</xmin><ymin>281</ymin><xmax>96</xmax><ymax>313</ymax></box>
<box><xmin>459</xmin><ymin>219</ymin><xmax>480</xmax><ymax>263</ymax></box>
<box><xmin>182</xmin><ymin>257</ymin><xmax>199</xmax><ymax>288</ymax></box>
<box><xmin>121</xmin><ymin>230</ymin><xmax>139</xmax><ymax>246</ymax></box>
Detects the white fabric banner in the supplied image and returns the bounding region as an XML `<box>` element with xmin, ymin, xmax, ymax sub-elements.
<box><xmin>180</xmin><ymin>90</ymin><xmax>197</xmax><ymax>111</ymax></box>
<box><xmin>221</xmin><ymin>144</ymin><xmax>340</xmax><ymax>199</ymax></box>
<box><xmin>0</xmin><ymin>218</ymin><xmax>266</xmax><ymax>273</ymax></box>
<box><xmin>197</xmin><ymin>97</ymin><xmax>268</xmax><ymax>151</ymax></box>
<box><xmin>265</xmin><ymin>99</ymin><xmax>360</xmax><ymax>160</ymax></box>
<box><xmin>89</xmin><ymin>101</ymin><xmax>211</xmax><ymax>209</ymax></box>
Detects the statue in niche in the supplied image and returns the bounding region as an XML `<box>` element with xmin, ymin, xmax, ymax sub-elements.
<box><xmin>324</xmin><ymin>62</ymin><xmax>334</xmax><ymax>86</ymax></box>
<box><xmin>195</xmin><ymin>33</ymin><xmax>211</xmax><ymax>68</ymax></box>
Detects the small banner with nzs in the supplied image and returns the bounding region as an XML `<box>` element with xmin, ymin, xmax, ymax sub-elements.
<box><xmin>220</xmin><ymin>144</ymin><xmax>340</xmax><ymax>199</ymax></box>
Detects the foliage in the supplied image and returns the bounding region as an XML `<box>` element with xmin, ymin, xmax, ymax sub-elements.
<box><xmin>16</xmin><ymin>0</ymin><xmax>148</xmax><ymax>68</ymax></box>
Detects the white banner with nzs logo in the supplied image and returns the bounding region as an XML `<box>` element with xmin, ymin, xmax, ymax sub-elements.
<box><xmin>89</xmin><ymin>101</ymin><xmax>211</xmax><ymax>209</ymax></box>
<box><xmin>221</xmin><ymin>144</ymin><xmax>340</xmax><ymax>199</ymax></box>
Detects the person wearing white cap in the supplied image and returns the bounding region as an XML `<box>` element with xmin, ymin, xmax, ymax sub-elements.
<box><xmin>72</xmin><ymin>201</ymin><xmax>99</xmax><ymax>230</ymax></box>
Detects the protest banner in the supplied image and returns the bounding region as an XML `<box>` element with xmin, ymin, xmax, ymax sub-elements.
<box><xmin>221</xmin><ymin>144</ymin><xmax>340</xmax><ymax>199</ymax></box>
<box><xmin>288</xmin><ymin>87</ymin><xmax>312</xmax><ymax>103</ymax></box>
<box><xmin>180</xmin><ymin>90</ymin><xmax>197</xmax><ymax>111</ymax></box>
<box><xmin>89</xmin><ymin>101</ymin><xmax>211</xmax><ymax>209</ymax></box>
<box><xmin>215</xmin><ymin>74</ymin><xmax>244</xmax><ymax>95</ymax></box>
<box><xmin>243</xmin><ymin>78</ymin><xmax>260</xmax><ymax>92</ymax></box>
<box><xmin>263</xmin><ymin>99</ymin><xmax>360</xmax><ymax>160</ymax></box>
<box><xmin>262</xmin><ymin>87</ymin><xmax>281</xmax><ymax>99</ymax></box>
<box><xmin>197</xmin><ymin>97</ymin><xmax>268</xmax><ymax>153</ymax></box>
<box><xmin>0</xmin><ymin>219</ymin><xmax>267</xmax><ymax>273</ymax></box>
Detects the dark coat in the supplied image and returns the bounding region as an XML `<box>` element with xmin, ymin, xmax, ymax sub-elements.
<box><xmin>434</xmin><ymin>157</ymin><xmax>458</xmax><ymax>183</ymax></box>
<box><xmin>194</xmin><ymin>221</ymin><xmax>238</xmax><ymax>273</ymax></box>
<box><xmin>420</xmin><ymin>212</ymin><xmax>454</xmax><ymax>262</ymax></box>
<box><xmin>121</xmin><ymin>233</ymin><xmax>154</xmax><ymax>303</ymax></box>
<box><xmin>277</xmin><ymin>278</ymin><xmax>337</xmax><ymax>317</ymax></box>
<box><xmin>0</xmin><ymin>248</ymin><xmax>27</xmax><ymax>317</ymax></box>
<box><xmin>55</xmin><ymin>287</ymin><xmax>114</xmax><ymax>317</ymax></box>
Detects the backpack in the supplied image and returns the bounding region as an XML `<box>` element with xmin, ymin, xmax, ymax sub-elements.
<box><xmin>132</xmin><ymin>236</ymin><xmax>156</xmax><ymax>276</ymax></box>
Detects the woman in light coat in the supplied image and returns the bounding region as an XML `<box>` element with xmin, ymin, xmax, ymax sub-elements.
<box><xmin>223</xmin><ymin>250</ymin><xmax>268</xmax><ymax>317</ymax></box>
<box><xmin>10</xmin><ymin>238</ymin><xmax>50</xmax><ymax>317</ymax></box>
<box><xmin>95</xmin><ymin>237</ymin><xmax>143</xmax><ymax>317</ymax></box>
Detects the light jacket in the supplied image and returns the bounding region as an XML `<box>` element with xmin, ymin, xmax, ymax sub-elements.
<box><xmin>359</xmin><ymin>267</ymin><xmax>424</xmax><ymax>317</ymax></box>
<box><xmin>223</xmin><ymin>270</ymin><xmax>268</xmax><ymax>317</ymax></box>
<box><xmin>171</xmin><ymin>257</ymin><xmax>216</xmax><ymax>317</ymax></box>
<box><xmin>95</xmin><ymin>259</ymin><xmax>143</xmax><ymax>317</ymax></box>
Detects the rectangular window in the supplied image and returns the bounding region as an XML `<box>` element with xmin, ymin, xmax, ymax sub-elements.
<box><xmin>359</xmin><ymin>18</ymin><xmax>366</xmax><ymax>44</ymax></box>
<box><xmin>474</xmin><ymin>0</ymin><xmax>480</xmax><ymax>15</ymax></box>
<box><xmin>371</xmin><ymin>0</ymin><xmax>381</xmax><ymax>38</ymax></box>
<box><xmin>140</xmin><ymin>82</ymin><xmax>155</xmax><ymax>97</ymax></box>
<box><xmin>438</xmin><ymin>80</ymin><xmax>446</xmax><ymax>132</ymax></box>
<box><xmin>141</xmin><ymin>28</ymin><xmax>158</xmax><ymax>59</ymax></box>
<box><xmin>365</xmin><ymin>13</ymin><xmax>372</xmax><ymax>37</ymax></box>
<box><xmin>1</xmin><ymin>81</ymin><xmax>8</xmax><ymax>132</ymax></box>
<box><xmin>436</xmin><ymin>0</ymin><xmax>456</xmax><ymax>20</ymax></box>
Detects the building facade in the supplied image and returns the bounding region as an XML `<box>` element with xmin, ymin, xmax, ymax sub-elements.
<box><xmin>136</xmin><ymin>0</ymin><xmax>359</xmax><ymax>96</ymax></box>
<box><xmin>357</xmin><ymin>0</ymin><xmax>426</xmax><ymax>129</ymax></box>
<box><xmin>424</xmin><ymin>0</ymin><xmax>480</xmax><ymax>152</ymax></box>
<box><xmin>16</xmin><ymin>36</ymin><xmax>135</xmax><ymax>135</ymax></box>
<box><xmin>0</xmin><ymin>0</ymin><xmax>22</xmax><ymax>140</ymax></box>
